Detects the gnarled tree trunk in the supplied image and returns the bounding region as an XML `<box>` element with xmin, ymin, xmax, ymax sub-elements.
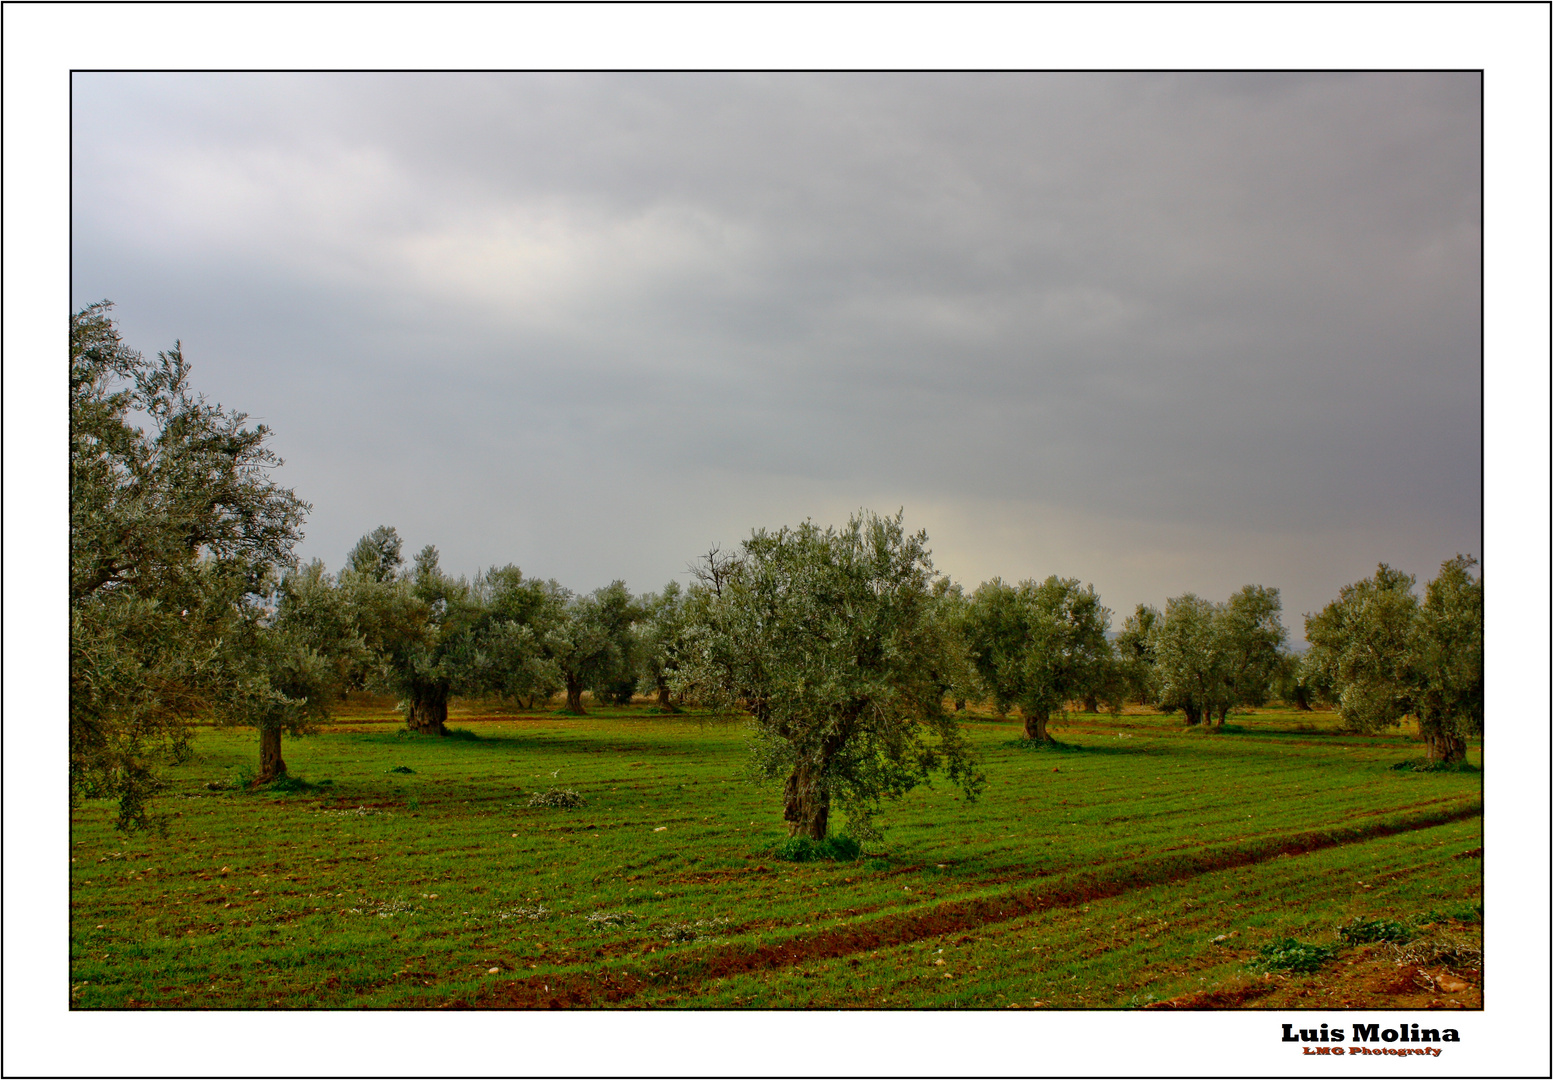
<box><xmin>564</xmin><ymin>675</ymin><xmax>586</xmax><ymax>714</ymax></box>
<box><xmin>1083</xmin><ymin>694</ymin><xmax>1099</xmax><ymax>714</ymax></box>
<box><xmin>255</xmin><ymin>727</ymin><xmax>286</xmax><ymax>785</ymax></box>
<box><xmin>655</xmin><ymin>681</ymin><xmax>680</xmax><ymax>713</ymax></box>
<box><xmin>406</xmin><ymin>686</ymin><xmax>449</xmax><ymax>736</ymax></box>
<box><xmin>1424</xmin><ymin>729</ymin><xmax>1467</xmax><ymax>763</ymax></box>
<box><xmin>1182</xmin><ymin>703</ymin><xmax>1201</xmax><ymax>726</ymax></box>
<box><xmin>783</xmin><ymin>762</ymin><xmax>830</xmax><ymax>840</ymax></box>
<box><xmin>1022</xmin><ymin>708</ymin><xmax>1053</xmax><ymax>742</ymax></box>
<box><xmin>953</xmin><ymin>698</ymin><xmax>966</xmax><ymax>713</ymax></box>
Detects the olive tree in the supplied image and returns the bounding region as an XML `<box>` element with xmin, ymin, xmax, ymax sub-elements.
<box><xmin>467</xmin><ymin>565</ymin><xmax>565</xmax><ymax>708</ymax></box>
<box><xmin>964</xmin><ymin>576</ymin><xmax>1112</xmax><ymax>741</ymax></box>
<box><xmin>545</xmin><ymin>581</ymin><xmax>639</xmax><ymax>713</ymax></box>
<box><xmin>70</xmin><ymin>303</ymin><xmax>308</xmax><ymax>826</ymax></box>
<box><xmin>248</xmin><ymin>560</ymin><xmax>364</xmax><ymax>781</ymax></box>
<box><xmin>1410</xmin><ymin>556</ymin><xmax>1482</xmax><ymax>763</ymax></box>
<box><xmin>678</xmin><ymin>511</ymin><xmax>983</xmax><ymax>840</ymax></box>
<box><xmin>1212</xmin><ymin>585</ymin><xmax>1288</xmax><ymax>723</ymax></box>
<box><xmin>340</xmin><ymin>538</ymin><xmax>472</xmax><ymax>735</ymax></box>
<box><xmin>1149</xmin><ymin>593</ymin><xmax>1223</xmax><ymax>726</ymax></box>
<box><xmin>931</xmin><ymin>579</ymin><xmax>977</xmax><ymax>713</ymax></box>
<box><xmin>1114</xmin><ymin>603</ymin><xmax>1161</xmax><ymax>705</ymax></box>
<box><xmin>345</xmin><ymin>525</ymin><xmax>406</xmax><ymax>583</ymax></box>
<box><xmin>1304</xmin><ymin>557</ymin><xmax>1481</xmax><ymax>762</ymax></box>
<box><xmin>342</xmin><ymin>533</ymin><xmax>563</xmax><ymax>730</ymax></box>
<box><xmin>1303</xmin><ymin>564</ymin><xmax>1419</xmax><ymax>736</ymax></box>
<box><xmin>1271</xmin><ymin>651</ymin><xmax>1323</xmax><ymax>711</ymax></box>
<box><xmin>1148</xmin><ymin>587</ymin><xmax>1286</xmax><ymax>727</ymax></box>
<box><xmin>635</xmin><ymin>581</ymin><xmax>689</xmax><ymax>711</ymax></box>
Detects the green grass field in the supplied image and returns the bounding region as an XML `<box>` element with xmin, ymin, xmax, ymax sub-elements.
<box><xmin>69</xmin><ymin>701</ymin><xmax>1482</xmax><ymax>1009</ymax></box>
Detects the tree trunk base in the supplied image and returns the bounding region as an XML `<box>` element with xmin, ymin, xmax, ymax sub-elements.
<box><xmin>783</xmin><ymin>765</ymin><xmax>829</xmax><ymax>840</ymax></box>
<box><xmin>254</xmin><ymin>727</ymin><xmax>286</xmax><ymax>786</ymax></box>
<box><xmin>406</xmin><ymin>695</ymin><xmax>449</xmax><ymax>736</ymax></box>
<box><xmin>1023</xmin><ymin>711</ymin><xmax>1054</xmax><ymax>742</ymax></box>
<box><xmin>1425</xmin><ymin>731</ymin><xmax>1467</xmax><ymax>764</ymax></box>
<box><xmin>655</xmin><ymin>686</ymin><xmax>681</xmax><ymax>713</ymax></box>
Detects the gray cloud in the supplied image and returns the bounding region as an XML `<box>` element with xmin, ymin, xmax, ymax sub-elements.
<box><xmin>72</xmin><ymin>72</ymin><xmax>1481</xmax><ymax>632</ymax></box>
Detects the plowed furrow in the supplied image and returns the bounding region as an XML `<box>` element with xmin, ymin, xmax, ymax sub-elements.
<box><xmin>466</xmin><ymin>800</ymin><xmax>1480</xmax><ymax>1009</ymax></box>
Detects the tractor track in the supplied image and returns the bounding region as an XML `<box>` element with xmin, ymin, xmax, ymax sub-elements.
<box><xmin>463</xmin><ymin>800</ymin><xmax>1481</xmax><ymax>1009</ymax></box>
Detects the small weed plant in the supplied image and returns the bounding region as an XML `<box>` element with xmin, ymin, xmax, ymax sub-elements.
<box><xmin>585</xmin><ymin>910</ymin><xmax>639</xmax><ymax>930</ymax></box>
<box><xmin>659</xmin><ymin>917</ymin><xmax>730</xmax><ymax>943</ymax></box>
<box><xmin>528</xmin><ymin>788</ymin><xmax>586</xmax><ymax>809</ymax></box>
<box><xmin>1251</xmin><ymin>938</ymin><xmax>1337</xmax><ymax>973</ymax></box>
<box><xmin>496</xmin><ymin>905</ymin><xmax>550</xmax><ymax>922</ymax></box>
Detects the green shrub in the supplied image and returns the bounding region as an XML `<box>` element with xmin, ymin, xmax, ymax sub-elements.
<box><xmin>822</xmin><ymin>834</ymin><xmax>863</xmax><ymax>861</ymax></box>
<box><xmin>387</xmin><ymin>765</ymin><xmax>416</xmax><ymax>774</ymax></box>
<box><xmin>1338</xmin><ymin>917</ymin><xmax>1413</xmax><ymax>944</ymax></box>
<box><xmin>1251</xmin><ymin>938</ymin><xmax>1337</xmax><ymax>973</ymax></box>
<box><xmin>773</xmin><ymin>836</ymin><xmax>817</xmax><ymax>862</ymax></box>
<box><xmin>773</xmin><ymin>833</ymin><xmax>862</xmax><ymax>863</ymax></box>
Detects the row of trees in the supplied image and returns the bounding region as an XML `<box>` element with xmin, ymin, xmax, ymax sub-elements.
<box><xmin>276</xmin><ymin>526</ymin><xmax>690</xmax><ymax>742</ymax></box>
<box><xmin>70</xmin><ymin>304</ymin><xmax>1482</xmax><ymax>836</ymax></box>
<box><xmin>68</xmin><ymin>304</ymin><xmax>697</xmax><ymax>824</ymax></box>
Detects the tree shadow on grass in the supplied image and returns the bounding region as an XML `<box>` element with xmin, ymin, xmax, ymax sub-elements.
<box><xmin>354</xmin><ymin>727</ymin><xmax>704</xmax><ymax>758</ymax></box>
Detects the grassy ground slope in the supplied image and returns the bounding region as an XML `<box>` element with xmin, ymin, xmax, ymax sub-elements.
<box><xmin>69</xmin><ymin>703</ymin><xmax>1481</xmax><ymax>1009</ymax></box>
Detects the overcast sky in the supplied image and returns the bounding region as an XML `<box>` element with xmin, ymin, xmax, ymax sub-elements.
<box><xmin>71</xmin><ymin>72</ymin><xmax>1482</xmax><ymax>636</ymax></box>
